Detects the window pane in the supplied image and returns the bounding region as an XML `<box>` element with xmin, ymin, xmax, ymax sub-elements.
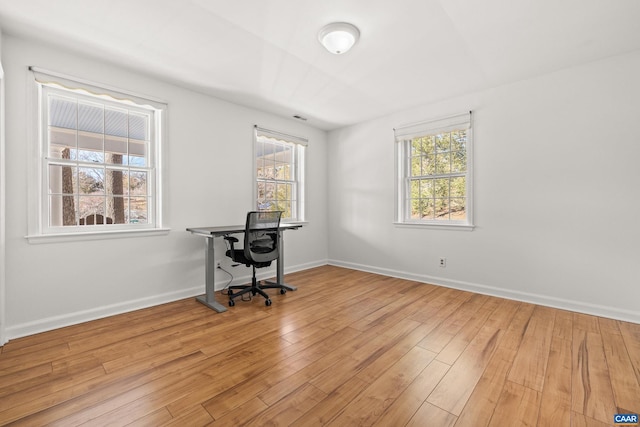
<box><xmin>49</xmin><ymin>95</ymin><xmax>77</xmax><ymax>129</ymax></box>
<box><xmin>48</xmin><ymin>164</ymin><xmax>78</xmax><ymax>195</ymax></box>
<box><xmin>421</xmin><ymin>155</ymin><xmax>435</xmax><ymax>175</ymax></box>
<box><xmin>129</xmin><ymin>112</ymin><xmax>149</xmax><ymax>142</ymax></box>
<box><xmin>420</xmin><ymin>179</ymin><xmax>433</xmax><ymax>198</ymax></box>
<box><xmin>105</xmin><ymin>107</ymin><xmax>128</xmax><ymax>138</ymax></box>
<box><xmin>421</xmin><ymin>198</ymin><xmax>435</xmax><ymax>219</ymax></box>
<box><xmin>49</xmin><ymin>127</ymin><xmax>77</xmax><ymax>159</ymax></box>
<box><xmin>129</xmin><ymin>197</ymin><xmax>148</xmax><ymax>224</ymax></box>
<box><xmin>450</xmin><ymin>177</ymin><xmax>466</xmax><ymax>197</ymax></box>
<box><xmin>78</xmin><ymin>195</ymin><xmax>105</xmax><ymax>222</ymax></box>
<box><xmin>127</xmin><ymin>141</ymin><xmax>147</xmax><ymax>166</ymax></box>
<box><xmin>436</xmin><ymin>133</ymin><xmax>450</xmax><ymax>152</ymax></box>
<box><xmin>435</xmin><ymin>153</ymin><xmax>451</xmax><ymax>174</ymax></box>
<box><xmin>79</xmin><ymin>167</ymin><xmax>105</xmax><ymax>195</ymax></box>
<box><xmin>49</xmin><ymin>195</ymin><xmax>78</xmax><ymax>226</ymax></box>
<box><xmin>265</xmin><ymin>182</ymin><xmax>275</xmax><ymax>200</ymax></box>
<box><xmin>410</xmin><ymin>180</ymin><xmax>420</xmax><ymax>198</ymax></box>
<box><xmin>450</xmin><ymin>198</ymin><xmax>466</xmax><ymax>220</ymax></box>
<box><xmin>106</xmin><ymin>195</ymin><xmax>127</xmax><ymax>224</ymax></box>
<box><xmin>451</xmin><ymin>150</ymin><xmax>467</xmax><ymax>173</ymax></box>
<box><xmin>105</xmin><ymin>168</ymin><xmax>127</xmax><ymax>195</ymax></box>
<box><xmin>411</xmin><ymin>156</ymin><xmax>421</xmax><ymax>177</ymax></box>
<box><xmin>257</xmin><ymin>181</ymin><xmax>266</xmax><ymax>200</ymax></box>
<box><xmin>78</xmin><ymin>101</ymin><xmax>104</xmax><ymax>133</ymax></box>
<box><xmin>434</xmin><ymin>198</ymin><xmax>449</xmax><ymax>220</ymax></box>
<box><xmin>78</xmin><ymin>131</ymin><xmax>104</xmax><ymax>162</ymax></box>
<box><xmin>434</xmin><ymin>178</ymin><xmax>449</xmax><ymax>198</ymax></box>
<box><xmin>451</xmin><ymin>130</ymin><xmax>467</xmax><ymax>151</ymax></box>
<box><xmin>105</xmin><ymin>136</ymin><xmax>127</xmax><ymax>162</ymax></box>
<box><xmin>421</xmin><ymin>136</ymin><xmax>435</xmax><ymax>155</ymax></box>
<box><xmin>411</xmin><ymin>139</ymin><xmax>422</xmax><ymax>156</ymax></box>
<box><xmin>129</xmin><ymin>170</ymin><xmax>147</xmax><ymax>196</ymax></box>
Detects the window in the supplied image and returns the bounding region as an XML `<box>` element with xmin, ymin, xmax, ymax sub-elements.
<box><xmin>254</xmin><ymin>126</ymin><xmax>306</xmax><ymax>222</ymax></box>
<box><xmin>29</xmin><ymin>68</ymin><xmax>167</xmax><ymax>239</ymax></box>
<box><xmin>395</xmin><ymin>112</ymin><xmax>473</xmax><ymax>228</ymax></box>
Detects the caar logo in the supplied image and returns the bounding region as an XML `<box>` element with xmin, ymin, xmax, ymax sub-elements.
<box><xmin>614</xmin><ymin>414</ymin><xmax>639</xmax><ymax>425</ymax></box>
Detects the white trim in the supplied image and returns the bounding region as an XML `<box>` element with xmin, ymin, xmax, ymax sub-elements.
<box><xmin>27</xmin><ymin>69</ymin><xmax>169</xmax><ymax>240</ymax></box>
<box><xmin>393</xmin><ymin>222</ymin><xmax>475</xmax><ymax>231</ymax></box>
<box><xmin>5</xmin><ymin>285</ymin><xmax>202</xmax><ymax>341</ymax></box>
<box><xmin>26</xmin><ymin>227</ymin><xmax>171</xmax><ymax>244</ymax></box>
<box><xmin>29</xmin><ymin>66</ymin><xmax>167</xmax><ymax>106</ymax></box>
<box><xmin>328</xmin><ymin>259</ymin><xmax>640</xmax><ymax>325</ymax></box>
<box><xmin>394</xmin><ymin>112</ymin><xmax>474</xmax><ymax>228</ymax></box>
<box><xmin>3</xmin><ymin>259</ymin><xmax>327</xmax><ymax>341</ymax></box>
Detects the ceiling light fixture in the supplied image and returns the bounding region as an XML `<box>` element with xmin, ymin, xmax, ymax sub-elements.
<box><xmin>318</xmin><ymin>22</ymin><xmax>360</xmax><ymax>55</ymax></box>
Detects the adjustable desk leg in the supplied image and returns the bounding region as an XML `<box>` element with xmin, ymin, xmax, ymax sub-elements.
<box><xmin>196</xmin><ymin>236</ymin><xmax>227</xmax><ymax>312</ymax></box>
<box><xmin>266</xmin><ymin>228</ymin><xmax>297</xmax><ymax>291</ymax></box>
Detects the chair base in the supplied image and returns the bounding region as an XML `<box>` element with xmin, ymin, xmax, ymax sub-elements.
<box><xmin>228</xmin><ymin>267</ymin><xmax>287</xmax><ymax>307</ymax></box>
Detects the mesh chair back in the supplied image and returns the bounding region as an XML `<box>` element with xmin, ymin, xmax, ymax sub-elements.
<box><xmin>244</xmin><ymin>211</ymin><xmax>282</xmax><ymax>263</ymax></box>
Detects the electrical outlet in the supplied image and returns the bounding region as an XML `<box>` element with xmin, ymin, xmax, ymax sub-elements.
<box><xmin>439</xmin><ymin>257</ymin><xmax>446</xmax><ymax>268</ymax></box>
<box><xmin>216</xmin><ymin>261</ymin><xmax>221</xmax><ymax>269</ymax></box>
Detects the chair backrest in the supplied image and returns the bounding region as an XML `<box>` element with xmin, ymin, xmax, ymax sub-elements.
<box><xmin>244</xmin><ymin>211</ymin><xmax>282</xmax><ymax>263</ymax></box>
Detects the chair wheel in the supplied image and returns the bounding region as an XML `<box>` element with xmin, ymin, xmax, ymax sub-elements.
<box><xmin>229</xmin><ymin>299</ymin><xmax>235</xmax><ymax>307</ymax></box>
<box><xmin>280</xmin><ymin>288</ymin><xmax>287</xmax><ymax>294</ymax></box>
<box><xmin>265</xmin><ymin>299</ymin><xmax>272</xmax><ymax>306</ymax></box>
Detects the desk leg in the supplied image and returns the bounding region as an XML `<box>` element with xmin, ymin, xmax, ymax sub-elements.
<box><xmin>196</xmin><ymin>236</ymin><xmax>227</xmax><ymax>312</ymax></box>
<box><xmin>265</xmin><ymin>228</ymin><xmax>297</xmax><ymax>291</ymax></box>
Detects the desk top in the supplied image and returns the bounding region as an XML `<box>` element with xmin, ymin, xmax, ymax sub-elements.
<box><xmin>187</xmin><ymin>223</ymin><xmax>302</xmax><ymax>237</ymax></box>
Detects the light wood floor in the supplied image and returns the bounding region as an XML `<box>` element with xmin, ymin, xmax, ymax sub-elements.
<box><xmin>1</xmin><ymin>266</ymin><xmax>638</xmax><ymax>426</ymax></box>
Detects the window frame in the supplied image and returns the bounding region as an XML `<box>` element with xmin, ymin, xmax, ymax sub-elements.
<box><xmin>253</xmin><ymin>126</ymin><xmax>306</xmax><ymax>223</ymax></box>
<box><xmin>27</xmin><ymin>68</ymin><xmax>169</xmax><ymax>243</ymax></box>
<box><xmin>394</xmin><ymin>112</ymin><xmax>474</xmax><ymax>230</ymax></box>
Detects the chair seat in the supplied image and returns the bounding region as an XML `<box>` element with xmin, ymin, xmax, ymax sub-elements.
<box><xmin>225</xmin><ymin>249</ymin><xmax>273</xmax><ymax>268</ymax></box>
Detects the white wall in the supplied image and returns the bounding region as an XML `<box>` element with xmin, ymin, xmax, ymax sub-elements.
<box><xmin>3</xmin><ymin>35</ymin><xmax>329</xmax><ymax>339</ymax></box>
<box><xmin>328</xmin><ymin>49</ymin><xmax>640</xmax><ymax>323</ymax></box>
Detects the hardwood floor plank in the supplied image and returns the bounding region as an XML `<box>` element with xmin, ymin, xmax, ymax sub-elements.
<box><xmin>306</xmin><ymin>318</ymin><xmax>421</xmax><ymax>395</ymax></box>
<box><xmin>407</xmin><ymin>402</ymin><xmax>457</xmax><ymax>427</ymax></box>
<box><xmin>537</xmin><ymin>336</ymin><xmax>572</xmax><ymax>427</ymax></box>
<box><xmin>487</xmin><ymin>381</ymin><xmax>541</xmax><ymax>427</ymax></box>
<box><xmin>598</xmin><ymin>318</ymin><xmax>640</xmax><ymax>414</ymax></box>
<box><xmin>454</xmin><ymin>345</ymin><xmax>515</xmax><ymax>427</ymax></box>
<box><xmin>436</xmin><ymin>297</ymin><xmax>502</xmax><ymax>365</ymax></box>
<box><xmin>572</xmin><ymin>330</ymin><xmax>618</xmax><ymax>424</ymax></box>
<box><xmin>373</xmin><ymin>360</ymin><xmax>450</xmax><ymax>426</ymax></box>
<box><xmin>294</xmin><ymin>377</ymin><xmax>370</xmax><ymax>426</ymax></box>
<box><xmin>244</xmin><ymin>383</ymin><xmax>327</xmax><ymax>426</ymax></box>
<box><xmin>160</xmin><ymin>405</ymin><xmax>213</xmax><ymax>427</ymax></box>
<box><xmin>328</xmin><ymin>346</ymin><xmax>436</xmax><ymax>426</ymax></box>
<box><xmin>507</xmin><ymin>305</ymin><xmax>556</xmax><ymax>391</ymax></box>
<box><xmin>617</xmin><ymin>320</ymin><xmax>640</xmax><ymax>387</ymax></box>
<box><xmin>427</xmin><ymin>325</ymin><xmax>502</xmax><ymax>416</ymax></box>
<box><xmin>0</xmin><ymin>266</ymin><xmax>634</xmax><ymax>427</ymax></box>
<box><xmin>418</xmin><ymin>294</ymin><xmax>490</xmax><ymax>353</ymax></box>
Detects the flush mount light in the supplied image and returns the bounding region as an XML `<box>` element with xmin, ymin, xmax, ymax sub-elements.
<box><xmin>318</xmin><ymin>22</ymin><xmax>360</xmax><ymax>54</ymax></box>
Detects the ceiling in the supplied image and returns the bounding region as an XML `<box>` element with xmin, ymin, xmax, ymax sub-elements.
<box><xmin>1</xmin><ymin>0</ymin><xmax>639</xmax><ymax>130</ymax></box>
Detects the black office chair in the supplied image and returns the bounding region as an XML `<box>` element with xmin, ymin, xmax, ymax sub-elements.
<box><xmin>224</xmin><ymin>211</ymin><xmax>286</xmax><ymax>306</ymax></box>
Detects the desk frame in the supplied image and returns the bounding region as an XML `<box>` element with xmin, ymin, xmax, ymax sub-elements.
<box><xmin>187</xmin><ymin>224</ymin><xmax>302</xmax><ymax>312</ymax></box>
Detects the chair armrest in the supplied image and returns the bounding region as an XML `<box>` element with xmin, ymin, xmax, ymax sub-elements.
<box><xmin>224</xmin><ymin>236</ymin><xmax>239</xmax><ymax>243</ymax></box>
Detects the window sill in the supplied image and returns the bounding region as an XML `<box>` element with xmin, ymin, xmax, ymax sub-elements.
<box><xmin>393</xmin><ymin>222</ymin><xmax>475</xmax><ymax>231</ymax></box>
<box><xmin>26</xmin><ymin>228</ymin><xmax>171</xmax><ymax>244</ymax></box>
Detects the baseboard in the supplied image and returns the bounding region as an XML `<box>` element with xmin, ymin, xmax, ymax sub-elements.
<box><xmin>328</xmin><ymin>259</ymin><xmax>640</xmax><ymax>325</ymax></box>
<box><xmin>5</xmin><ymin>259</ymin><xmax>329</xmax><ymax>342</ymax></box>
<box><xmin>5</xmin><ymin>285</ymin><xmax>203</xmax><ymax>341</ymax></box>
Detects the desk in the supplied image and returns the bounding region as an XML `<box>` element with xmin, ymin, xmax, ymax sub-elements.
<box><xmin>187</xmin><ymin>223</ymin><xmax>302</xmax><ymax>312</ymax></box>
